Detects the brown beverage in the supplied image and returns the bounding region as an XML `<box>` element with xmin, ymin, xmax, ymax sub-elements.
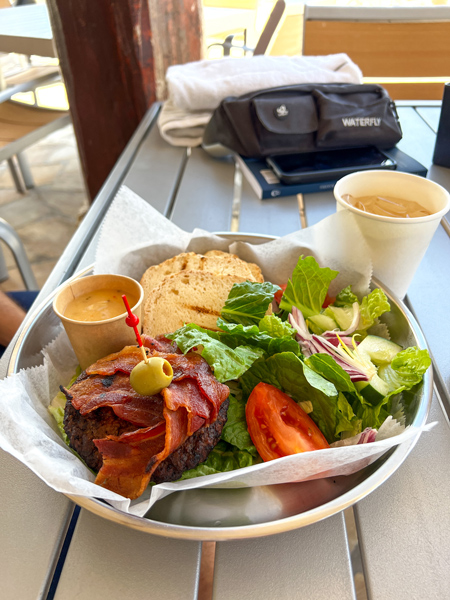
<box><xmin>343</xmin><ymin>194</ymin><xmax>431</xmax><ymax>218</ymax></box>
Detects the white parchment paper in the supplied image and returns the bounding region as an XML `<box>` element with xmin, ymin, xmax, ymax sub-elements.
<box><xmin>0</xmin><ymin>186</ymin><xmax>434</xmax><ymax>517</ymax></box>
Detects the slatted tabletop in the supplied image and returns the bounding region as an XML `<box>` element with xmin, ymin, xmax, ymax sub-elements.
<box><xmin>1</xmin><ymin>101</ymin><xmax>449</xmax><ymax>600</ymax></box>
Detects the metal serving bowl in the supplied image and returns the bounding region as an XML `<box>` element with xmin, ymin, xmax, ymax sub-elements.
<box><xmin>7</xmin><ymin>233</ymin><xmax>432</xmax><ymax>541</ymax></box>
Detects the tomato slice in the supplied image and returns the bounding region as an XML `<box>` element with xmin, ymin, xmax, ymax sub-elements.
<box><xmin>246</xmin><ymin>382</ymin><xmax>329</xmax><ymax>462</ymax></box>
<box><xmin>322</xmin><ymin>293</ymin><xmax>336</xmax><ymax>308</ymax></box>
<box><xmin>274</xmin><ymin>283</ymin><xmax>287</xmax><ymax>305</ymax></box>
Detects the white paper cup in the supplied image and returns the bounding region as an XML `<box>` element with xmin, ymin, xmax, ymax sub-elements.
<box><xmin>334</xmin><ymin>170</ymin><xmax>450</xmax><ymax>298</ymax></box>
<box><xmin>53</xmin><ymin>274</ymin><xmax>144</xmax><ymax>370</ymax></box>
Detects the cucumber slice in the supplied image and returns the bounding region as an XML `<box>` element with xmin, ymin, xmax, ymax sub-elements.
<box><xmin>358</xmin><ymin>335</ymin><xmax>402</xmax><ymax>365</ymax></box>
<box><xmin>307</xmin><ymin>314</ymin><xmax>337</xmax><ymax>333</ymax></box>
<box><xmin>355</xmin><ymin>374</ymin><xmax>391</xmax><ymax>406</ymax></box>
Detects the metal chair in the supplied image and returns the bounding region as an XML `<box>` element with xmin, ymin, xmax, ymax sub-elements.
<box><xmin>0</xmin><ymin>6</ymin><xmax>70</xmax><ymax>192</ymax></box>
<box><xmin>207</xmin><ymin>0</ymin><xmax>286</xmax><ymax>57</ymax></box>
<box><xmin>303</xmin><ymin>5</ymin><xmax>450</xmax><ymax>101</ymax></box>
<box><xmin>0</xmin><ymin>218</ymin><xmax>37</xmax><ymax>289</ymax></box>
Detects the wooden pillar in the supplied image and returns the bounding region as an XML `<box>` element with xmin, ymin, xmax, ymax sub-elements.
<box><xmin>148</xmin><ymin>0</ymin><xmax>204</xmax><ymax>100</ymax></box>
<box><xmin>47</xmin><ymin>0</ymin><xmax>204</xmax><ymax>201</ymax></box>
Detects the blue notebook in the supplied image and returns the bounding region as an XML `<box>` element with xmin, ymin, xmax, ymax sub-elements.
<box><xmin>237</xmin><ymin>148</ymin><xmax>428</xmax><ymax>200</ymax></box>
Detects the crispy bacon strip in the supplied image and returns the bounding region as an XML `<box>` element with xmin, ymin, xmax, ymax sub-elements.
<box><xmin>94</xmin><ymin>407</ymin><xmax>188</xmax><ymax>500</ymax></box>
<box><xmin>86</xmin><ymin>346</ymin><xmax>143</xmax><ymax>376</ymax></box>
<box><xmin>162</xmin><ymin>379</ymin><xmax>208</xmax><ymax>435</ymax></box>
<box><xmin>94</xmin><ymin>422</ymin><xmax>167</xmax><ymax>499</ymax></box>
<box><xmin>64</xmin><ymin>372</ymin><xmax>164</xmax><ymax>428</ymax></box>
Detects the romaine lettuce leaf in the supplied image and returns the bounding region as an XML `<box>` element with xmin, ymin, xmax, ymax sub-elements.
<box><xmin>279</xmin><ymin>255</ymin><xmax>338</xmax><ymax>317</ymax></box>
<box><xmin>218</xmin><ymin>317</ymin><xmax>301</xmax><ymax>356</ymax></box>
<box><xmin>378</xmin><ymin>347</ymin><xmax>431</xmax><ymax>392</ymax></box>
<box><xmin>49</xmin><ymin>367</ymin><xmax>81</xmax><ymax>446</ymax></box>
<box><xmin>167</xmin><ymin>324</ymin><xmax>264</xmax><ymax>382</ymax></box>
<box><xmin>354</xmin><ymin>400</ymin><xmax>386</xmax><ymax>431</ymax></box>
<box><xmin>358</xmin><ymin>288</ymin><xmax>391</xmax><ymax>331</ymax></box>
<box><xmin>220</xmin><ymin>281</ymin><xmax>280</xmax><ymax>326</ymax></box>
<box><xmin>334</xmin><ymin>285</ymin><xmax>359</xmax><ymax>307</ymax></box>
<box><xmin>305</xmin><ymin>353</ymin><xmax>356</xmax><ymax>393</ymax></box>
<box><xmin>221</xmin><ymin>390</ymin><xmax>258</xmax><ymax>456</ymax></box>
<box><xmin>336</xmin><ymin>393</ymin><xmax>362</xmax><ymax>438</ymax></box>
<box><xmin>179</xmin><ymin>441</ymin><xmax>260</xmax><ymax>480</ymax></box>
<box><xmin>48</xmin><ymin>404</ymin><xmax>69</xmax><ymax>444</ymax></box>
<box><xmin>259</xmin><ymin>314</ymin><xmax>296</xmax><ymax>338</ymax></box>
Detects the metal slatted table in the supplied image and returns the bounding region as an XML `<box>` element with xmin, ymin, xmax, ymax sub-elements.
<box><xmin>1</xmin><ymin>101</ymin><xmax>449</xmax><ymax>600</ymax></box>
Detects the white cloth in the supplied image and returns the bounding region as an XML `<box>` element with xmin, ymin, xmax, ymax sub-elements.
<box><xmin>158</xmin><ymin>98</ymin><xmax>212</xmax><ymax>147</ymax></box>
<box><xmin>158</xmin><ymin>54</ymin><xmax>363</xmax><ymax>147</ymax></box>
<box><xmin>167</xmin><ymin>54</ymin><xmax>363</xmax><ymax>111</ymax></box>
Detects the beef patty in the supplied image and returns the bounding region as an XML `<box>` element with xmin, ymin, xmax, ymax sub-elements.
<box><xmin>64</xmin><ymin>394</ymin><xmax>229</xmax><ymax>482</ymax></box>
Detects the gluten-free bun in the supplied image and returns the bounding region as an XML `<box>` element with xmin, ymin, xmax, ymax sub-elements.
<box><xmin>140</xmin><ymin>251</ymin><xmax>264</xmax><ymax>337</ymax></box>
<box><xmin>143</xmin><ymin>270</ymin><xmax>247</xmax><ymax>336</ymax></box>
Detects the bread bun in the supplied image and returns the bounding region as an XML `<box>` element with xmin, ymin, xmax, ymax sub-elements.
<box><xmin>143</xmin><ymin>270</ymin><xmax>247</xmax><ymax>336</ymax></box>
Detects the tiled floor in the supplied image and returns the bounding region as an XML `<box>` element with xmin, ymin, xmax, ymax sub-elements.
<box><xmin>0</xmin><ymin>125</ymin><xmax>89</xmax><ymax>292</ymax></box>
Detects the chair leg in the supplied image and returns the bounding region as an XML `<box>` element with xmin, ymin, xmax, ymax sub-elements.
<box><xmin>0</xmin><ymin>245</ymin><xmax>9</xmax><ymax>284</ymax></box>
<box><xmin>16</xmin><ymin>153</ymin><xmax>35</xmax><ymax>189</ymax></box>
<box><xmin>7</xmin><ymin>157</ymin><xmax>26</xmax><ymax>194</ymax></box>
<box><xmin>0</xmin><ymin>219</ymin><xmax>38</xmax><ymax>290</ymax></box>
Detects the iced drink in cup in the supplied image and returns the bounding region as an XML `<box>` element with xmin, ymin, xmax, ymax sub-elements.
<box><xmin>334</xmin><ymin>170</ymin><xmax>450</xmax><ymax>298</ymax></box>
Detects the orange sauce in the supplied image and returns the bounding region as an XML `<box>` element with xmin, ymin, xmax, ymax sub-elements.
<box><xmin>64</xmin><ymin>288</ymin><xmax>139</xmax><ymax>321</ymax></box>
<box><xmin>343</xmin><ymin>194</ymin><xmax>431</xmax><ymax>218</ymax></box>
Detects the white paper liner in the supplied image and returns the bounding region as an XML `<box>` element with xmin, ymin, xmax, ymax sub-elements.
<box><xmin>0</xmin><ymin>185</ymin><xmax>434</xmax><ymax>517</ymax></box>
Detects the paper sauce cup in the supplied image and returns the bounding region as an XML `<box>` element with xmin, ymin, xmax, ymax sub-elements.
<box><xmin>53</xmin><ymin>274</ymin><xmax>144</xmax><ymax>370</ymax></box>
<box><xmin>334</xmin><ymin>170</ymin><xmax>450</xmax><ymax>298</ymax></box>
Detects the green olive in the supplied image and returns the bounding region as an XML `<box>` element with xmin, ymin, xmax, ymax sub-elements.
<box><xmin>130</xmin><ymin>357</ymin><xmax>173</xmax><ymax>396</ymax></box>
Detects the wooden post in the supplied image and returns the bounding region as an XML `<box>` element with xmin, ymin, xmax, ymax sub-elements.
<box><xmin>148</xmin><ymin>0</ymin><xmax>204</xmax><ymax>100</ymax></box>
<box><xmin>47</xmin><ymin>0</ymin><xmax>204</xmax><ymax>201</ymax></box>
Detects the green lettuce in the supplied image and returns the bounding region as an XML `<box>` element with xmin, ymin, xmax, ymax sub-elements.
<box><xmin>279</xmin><ymin>255</ymin><xmax>338</xmax><ymax>317</ymax></box>
<box><xmin>220</xmin><ymin>281</ymin><xmax>280</xmax><ymax>326</ymax></box>
<box><xmin>379</xmin><ymin>347</ymin><xmax>431</xmax><ymax>392</ymax></box>
<box><xmin>334</xmin><ymin>285</ymin><xmax>359</xmax><ymax>307</ymax></box>
<box><xmin>48</xmin><ymin>403</ymin><xmax>69</xmax><ymax>444</ymax></box>
<box><xmin>221</xmin><ymin>388</ymin><xmax>258</xmax><ymax>456</ymax></box>
<box><xmin>167</xmin><ymin>324</ymin><xmax>264</xmax><ymax>382</ymax></box>
<box><xmin>306</xmin><ymin>353</ymin><xmax>356</xmax><ymax>394</ymax></box>
<box><xmin>48</xmin><ymin>367</ymin><xmax>82</xmax><ymax>444</ymax></box>
<box><xmin>180</xmin><ymin>441</ymin><xmax>260</xmax><ymax>480</ymax></box>
<box><xmin>217</xmin><ymin>316</ymin><xmax>301</xmax><ymax>357</ymax></box>
<box><xmin>358</xmin><ymin>288</ymin><xmax>391</xmax><ymax>331</ymax></box>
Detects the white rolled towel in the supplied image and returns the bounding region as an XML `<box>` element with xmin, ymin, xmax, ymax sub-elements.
<box><xmin>166</xmin><ymin>54</ymin><xmax>363</xmax><ymax>111</ymax></box>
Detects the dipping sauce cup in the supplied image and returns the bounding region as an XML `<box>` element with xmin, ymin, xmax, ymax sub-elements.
<box><xmin>53</xmin><ymin>274</ymin><xmax>144</xmax><ymax>370</ymax></box>
<box><xmin>334</xmin><ymin>170</ymin><xmax>450</xmax><ymax>298</ymax></box>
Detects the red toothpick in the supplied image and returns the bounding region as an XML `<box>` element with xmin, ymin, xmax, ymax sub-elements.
<box><xmin>122</xmin><ymin>294</ymin><xmax>148</xmax><ymax>363</ymax></box>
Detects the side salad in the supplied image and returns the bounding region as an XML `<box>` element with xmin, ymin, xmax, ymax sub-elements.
<box><xmin>166</xmin><ymin>255</ymin><xmax>431</xmax><ymax>479</ymax></box>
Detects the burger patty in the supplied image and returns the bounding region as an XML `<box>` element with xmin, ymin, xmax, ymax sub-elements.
<box><xmin>64</xmin><ymin>399</ymin><xmax>137</xmax><ymax>473</ymax></box>
<box><xmin>63</xmin><ymin>396</ymin><xmax>229</xmax><ymax>481</ymax></box>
